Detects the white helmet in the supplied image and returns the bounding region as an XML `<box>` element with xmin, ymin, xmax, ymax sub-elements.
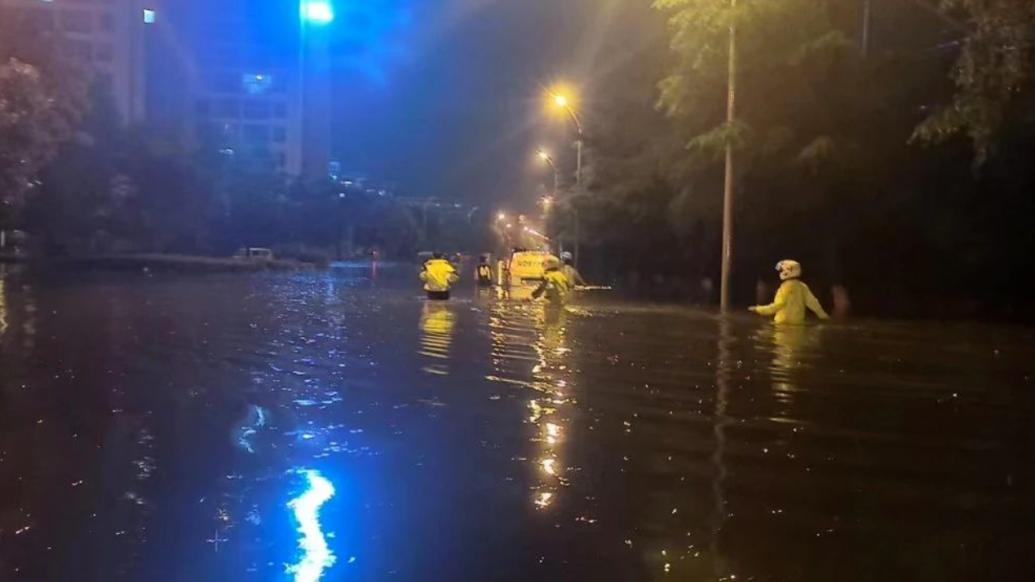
<box><xmin>776</xmin><ymin>260</ymin><xmax>802</xmax><ymax>281</ymax></box>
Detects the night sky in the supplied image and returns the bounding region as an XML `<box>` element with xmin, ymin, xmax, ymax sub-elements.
<box><xmin>322</xmin><ymin>0</ymin><xmax>660</xmax><ymax>211</ymax></box>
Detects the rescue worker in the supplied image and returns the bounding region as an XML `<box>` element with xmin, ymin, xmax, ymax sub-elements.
<box><xmin>420</xmin><ymin>252</ymin><xmax>459</xmax><ymax>300</ymax></box>
<box><xmin>531</xmin><ymin>256</ymin><xmax>571</xmax><ymax>304</ymax></box>
<box><xmin>560</xmin><ymin>251</ymin><xmax>587</xmax><ymax>287</ymax></box>
<box><xmin>749</xmin><ymin>260</ymin><xmax>830</xmax><ymax>324</ymax></box>
<box><xmin>475</xmin><ymin>254</ymin><xmax>494</xmax><ymax>287</ymax></box>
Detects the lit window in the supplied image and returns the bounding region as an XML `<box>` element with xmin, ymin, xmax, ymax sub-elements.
<box><xmin>143</xmin><ymin>9</ymin><xmax>156</xmax><ymax>25</ymax></box>
<box><xmin>242</xmin><ymin>73</ymin><xmax>273</xmax><ymax>96</ymax></box>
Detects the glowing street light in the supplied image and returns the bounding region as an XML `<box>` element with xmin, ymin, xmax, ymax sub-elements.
<box><xmin>301</xmin><ymin>0</ymin><xmax>334</xmax><ymax>24</ymax></box>
<box><xmin>545</xmin><ymin>84</ymin><xmax>585</xmax><ymax>267</ymax></box>
<box><xmin>497</xmin><ymin>212</ymin><xmax>507</xmax><ymax>222</ymax></box>
<box><xmin>536</xmin><ymin>148</ymin><xmax>559</xmax><ymax>195</ymax></box>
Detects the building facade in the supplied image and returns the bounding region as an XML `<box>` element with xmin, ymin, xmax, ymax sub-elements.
<box><xmin>170</xmin><ymin>0</ymin><xmax>306</xmax><ymax>175</ymax></box>
<box><xmin>0</xmin><ymin>0</ymin><xmax>150</xmax><ymax>125</ymax></box>
<box><xmin>2</xmin><ymin>0</ymin><xmax>327</xmax><ymax>177</ymax></box>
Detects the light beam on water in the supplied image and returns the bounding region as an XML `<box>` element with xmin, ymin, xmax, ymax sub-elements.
<box><xmin>287</xmin><ymin>469</ymin><xmax>337</xmax><ymax>582</ymax></box>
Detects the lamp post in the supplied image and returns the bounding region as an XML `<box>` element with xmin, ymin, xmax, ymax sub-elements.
<box><xmin>299</xmin><ymin>1</ymin><xmax>334</xmax><ymax>177</ymax></box>
<box><xmin>719</xmin><ymin>0</ymin><xmax>737</xmax><ymax>313</ymax></box>
<box><xmin>545</xmin><ymin>88</ymin><xmax>586</xmax><ymax>266</ymax></box>
<box><xmin>548</xmin><ymin>92</ymin><xmax>584</xmax><ymax>186</ymax></box>
<box><xmin>536</xmin><ymin>149</ymin><xmax>560</xmax><ymax>197</ymax></box>
<box><xmin>536</xmin><ymin>149</ymin><xmax>562</xmax><ymax>254</ymax></box>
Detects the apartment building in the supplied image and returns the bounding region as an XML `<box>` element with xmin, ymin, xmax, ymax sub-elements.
<box><xmin>0</xmin><ymin>0</ymin><xmax>152</xmax><ymax>125</ymax></box>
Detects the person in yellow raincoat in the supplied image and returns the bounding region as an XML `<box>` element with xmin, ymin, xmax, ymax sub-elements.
<box><xmin>531</xmin><ymin>256</ymin><xmax>571</xmax><ymax>305</ymax></box>
<box><xmin>749</xmin><ymin>259</ymin><xmax>829</xmax><ymax>324</ymax></box>
<box><xmin>560</xmin><ymin>252</ymin><xmax>587</xmax><ymax>287</ymax></box>
<box><xmin>420</xmin><ymin>252</ymin><xmax>460</xmax><ymax>300</ymax></box>
<box><xmin>475</xmin><ymin>254</ymin><xmax>494</xmax><ymax>287</ymax></box>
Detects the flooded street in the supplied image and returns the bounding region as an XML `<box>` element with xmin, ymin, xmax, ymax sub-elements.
<box><xmin>2</xmin><ymin>263</ymin><xmax>1034</xmax><ymax>581</ymax></box>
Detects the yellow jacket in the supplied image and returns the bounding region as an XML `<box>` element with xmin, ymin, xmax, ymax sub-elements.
<box><xmin>754</xmin><ymin>279</ymin><xmax>829</xmax><ymax>324</ymax></box>
<box><xmin>420</xmin><ymin>259</ymin><xmax>459</xmax><ymax>292</ymax></box>
<box><xmin>532</xmin><ymin>269</ymin><xmax>571</xmax><ymax>303</ymax></box>
<box><xmin>476</xmin><ymin>264</ymin><xmax>493</xmax><ymax>282</ymax></box>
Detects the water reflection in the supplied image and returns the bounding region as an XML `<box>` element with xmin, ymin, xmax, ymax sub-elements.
<box><xmin>708</xmin><ymin>316</ymin><xmax>733</xmax><ymax>579</ymax></box>
<box><xmin>419</xmin><ymin>301</ymin><xmax>456</xmax><ymax>376</ymax></box>
<box><xmin>755</xmin><ymin>324</ymin><xmax>823</xmax><ymax>407</ymax></box>
<box><xmin>528</xmin><ymin>304</ymin><xmax>573</xmax><ymax>510</ymax></box>
<box><xmin>287</xmin><ymin>469</ymin><xmax>337</xmax><ymax>582</ymax></box>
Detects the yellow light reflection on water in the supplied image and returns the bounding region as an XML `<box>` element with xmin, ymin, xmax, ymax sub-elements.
<box><xmin>419</xmin><ymin>302</ymin><xmax>456</xmax><ymax>376</ymax></box>
<box><xmin>534</xmin><ymin>491</ymin><xmax>554</xmax><ymax>509</ymax></box>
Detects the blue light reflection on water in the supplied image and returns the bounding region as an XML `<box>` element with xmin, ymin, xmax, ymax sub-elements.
<box><xmin>287</xmin><ymin>470</ymin><xmax>337</xmax><ymax>582</ymax></box>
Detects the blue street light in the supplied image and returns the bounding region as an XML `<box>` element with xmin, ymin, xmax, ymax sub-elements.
<box><xmin>301</xmin><ymin>1</ymin><xmax>334</xmax><ymax>24</ymax></box>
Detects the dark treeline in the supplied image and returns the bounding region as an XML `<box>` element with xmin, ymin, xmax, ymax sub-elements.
<box><xmin>545</xmin><ymin>0</ymin><xmax>1035</xmax><ymax>321</ymax></box>
<box><xmin>14</xmin><ymin>91</ymin><xmax>431</xmax><ymax>262</ymax></box>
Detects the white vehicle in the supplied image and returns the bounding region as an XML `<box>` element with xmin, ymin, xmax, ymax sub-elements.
<box><xmin>234</xmin><ymin>247</ymin><xmax>275</xmax><ymax>262</ymax></box>
<box><xmin>507</xmin><ymin>250</ymin><xmax>558</xmax><ymax>288</ymax></box>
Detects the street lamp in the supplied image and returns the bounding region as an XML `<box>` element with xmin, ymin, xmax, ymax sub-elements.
<box><xmin>301</xmin><ymin>0</ymin><xmax>335</xmax><ymax>24</ymax></box>
<box><xmin>546</xmin><ymin>88</ymin><xmax>584</xmax><ymax>185</ymax></box>
<box><xmin>497</xmin><ymin>212</ymin><xmax>507</xmax><ymax>222</ymax></box>
<box><xmin>546</xmin><ymin>85</ymin><xmax>586</xmax><ymax>267</ymax></box>
<box><xmin>297</xmin><ymin>1</ymin><xmax>334</xmax><ymax>176</ymax></box>
<box><xmin>536</xmin><ymin>148</ymin><xmax>560</xmax><ymax>197</ymax></box>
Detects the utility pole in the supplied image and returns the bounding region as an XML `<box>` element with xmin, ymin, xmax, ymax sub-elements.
<box><xmin>720</xmin><ymin>0</ymin><xmax>737</xmax><ymax>312</ymax></box>
<box><xmin>572</xmin><ymin>119</ymin><xmax>585</xmax><ymax>269</ymax></box>
<box><xmin>861</xmin><ymin>0</ymin><xmax>872</xmax><ymax>57</ymax></box>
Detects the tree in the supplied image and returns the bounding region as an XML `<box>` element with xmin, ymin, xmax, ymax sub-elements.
<box><xmin>0</xmin><ymin>14</ymin><xmax>90</xmax><ymax>202</ymax></box>
<box><xmin>913</xmin><ymin>0</ymin><xmax>1035</xmax><ymax>161</ymax></box>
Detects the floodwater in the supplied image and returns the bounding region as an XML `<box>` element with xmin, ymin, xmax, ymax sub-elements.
<box><xmin>1</xmin><ymin>262</ymin><xmax>1034</xmax><ymax>582</ymax></box>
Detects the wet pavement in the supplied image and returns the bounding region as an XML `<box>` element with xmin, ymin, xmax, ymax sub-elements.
<box><xmin>1</xmin><ymin>262</ymin><xmax>1035</xmax><ymax>581</ymax></box>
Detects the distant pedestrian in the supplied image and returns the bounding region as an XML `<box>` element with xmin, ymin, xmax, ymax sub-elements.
<box><xmin>421</xmin><ymin>252</ymin><xmax>459</xmax><ymax>300</ymax></box>
<box><xmin>476</xmin><ymin>254</ymin><xmax>494</xmax><ymax>287</ymax></box>
<box><xmin>749</xmin><ymin>260</ymin><xmax>829</xmax><ymax>324</ymax></box>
